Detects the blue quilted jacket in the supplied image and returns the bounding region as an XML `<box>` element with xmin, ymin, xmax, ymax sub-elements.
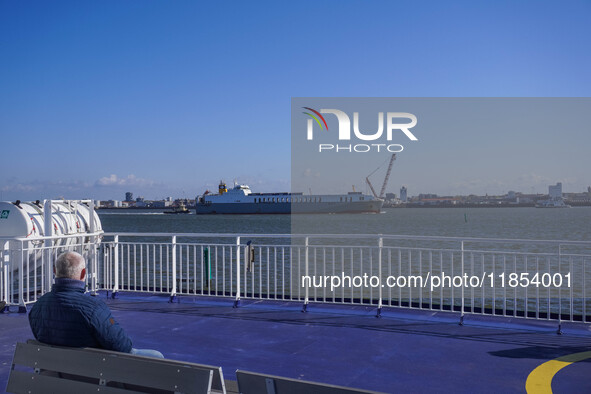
<box><xmin>29</xmin><ymin>278</ymin><xmax>132</xmax><ymax>352</ymax></box>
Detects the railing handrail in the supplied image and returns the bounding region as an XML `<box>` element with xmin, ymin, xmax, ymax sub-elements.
<box><xmin>100</xmin><ymin>232</ymin><xmax>591</xmax><ymax>246</ymax></box>
<box><xmin>0</xmin><ymin>231</ymin><xmax>104</xmax><ymax>243</ymax></box>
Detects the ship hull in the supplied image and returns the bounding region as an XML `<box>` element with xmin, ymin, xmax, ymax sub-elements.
<box><xmin>195</xmin><ymin>200</ymin><xmax>383</xmax><ymax>214</ymax></box>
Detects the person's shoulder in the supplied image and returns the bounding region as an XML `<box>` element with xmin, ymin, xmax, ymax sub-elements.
<box><xmin>31</xmin><ymin>291</ymin><xmax>54</xmax><ymax>307</ymax></box>
<box><xmin>78</xmin><ymin>293</ymin><xmax>109</xmax><ymax>306</ymax></box>
<box><xmin>71</xmin><ymin>293</ymin><xmax>111</xmax><ymax>322</ymax></box>
<box><xmin>80</xmin><ymin>294</ymin><xmax>112</xmax><ymax>314</ymax></box>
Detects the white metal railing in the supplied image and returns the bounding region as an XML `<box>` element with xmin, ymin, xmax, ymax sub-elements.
<box><xmin>2</xmin><ymin>232</ymin><xmax>590</xmax><ymax>330</ymax></box>
<box><xmin>0</xmin><ymin>232</ymin><xmax>102</xmax><ymax>309</ymax></box>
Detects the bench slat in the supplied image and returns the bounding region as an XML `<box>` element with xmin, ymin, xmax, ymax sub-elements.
<box><xmin>236</xmin><ymin>370</ymin><xmax>384</xmax><ymax>394</ymax></box>
<box><xmin>10</xmin><ymin>342</ymin><xmax>216</xmax><ymax>394</ymax></box>
<box><xmin>7</xmin><ymin>369</ymin><xmax>134</xmax><ymax>394</ymax></box>
<box><xmin>85</xmin><ymin>347</ymin><xmax>226</xmax><ymax>393</ymax></box>
<box><xmin>27</xmin><ymin>340</ymin><xmax>226</xmax><ymax>393</ymax></box>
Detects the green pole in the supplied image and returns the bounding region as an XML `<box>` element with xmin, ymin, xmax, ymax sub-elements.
<box><xmin>203</xmin><ymin>248</ymin><xmax>212</xmax><ymax>289</ymax></box>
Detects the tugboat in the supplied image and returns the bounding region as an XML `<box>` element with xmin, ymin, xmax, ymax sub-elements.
<box><xmin>164</xmin><ymin>201</ymin><xmax>190</xmax><ymax>214</ymax></box>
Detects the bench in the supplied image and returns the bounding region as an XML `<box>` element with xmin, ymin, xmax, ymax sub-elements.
<box><xmin>236</xmin><ymin>370</ymin><xmax>384</xmax><ymax>394</ymax></box>
<box><xmin>7</xmin><ymin>340</ymin><xmax>227</xmax><ymax>394</ymax></box>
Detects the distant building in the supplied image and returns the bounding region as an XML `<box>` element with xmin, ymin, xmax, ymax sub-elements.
<box><xmin>136</xmin><ymin>196</ymin><xmax>144</xmax><ymax>203</ymax></box>
<box><xmin>418</xmin><ymin>193</ymin><xmax>438</xmax><ymax>201</ymax></box>
<box><xmin>400</xmin><ymin>186</ymin><xmax>408</xmax><ymax>202</ymax></box>
<box><xmin>107</xmin><ymin>200</ymin><xmax>122</xmax><ymax>208</ymax></box>
<box><xmin>419</xmin><ymin>197</ymin><xmax>461</xmax><ymax>205</ymax></box>
<box><xmin>153</xmin><ymin>201</ymin><xmax>173</xmax><ymax>208</ymax></box>
<box><xmin>564</xmin><ymin>192</ymin><xmax>591</xmax><ymax>204</ymax></box>
<box><xmin>548</xmin><ymin>183</ymin><xmax>562</xmax><ymax>200</ymax></box>
<box><xmin>125</xmin><ymin>192</ymin><xmax>133</xmax><ymax>202</ymax></box>
<box><xmin>385</xmin><ymin>193</ymin><xmax>396</xmax><ymax>201</ymax></box>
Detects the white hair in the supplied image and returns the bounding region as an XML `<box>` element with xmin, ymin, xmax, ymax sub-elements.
<box><xmin>55</xmin><ymin>251</ymin><xmax>86</xmax><ymax>279</ymax></box>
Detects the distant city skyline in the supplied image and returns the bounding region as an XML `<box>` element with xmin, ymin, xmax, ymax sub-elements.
<box><xmin>98</xmin><ymin>181</ymin><xmax>590</xmax><ymax>204</ymax></box>
<box><xmin>2</xmin><ymin>1</ymin><xmax>590</xmax><ymax>201</ymax></box>
<box><xmin>1</xmin><ymin>172</ymin><xmax>586</xmax><ymax>202</ymax></box>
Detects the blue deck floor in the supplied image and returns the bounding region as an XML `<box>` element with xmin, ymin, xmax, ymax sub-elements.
<box><xmin>2</xmin><ymin>293</ymin><xmax>591</xmax><ymax>393</ymax></box>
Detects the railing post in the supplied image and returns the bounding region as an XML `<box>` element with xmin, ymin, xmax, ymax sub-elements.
<box><xmin>302</xmin><ymin>237</ymin><xmax>309</xmax><ymax>313</ymax></box>
<box><xmin>112</xmin><ymin>235</ymin><xmax>119</xmax><ymax>298</ymax></box>
<box><xmin>43</xmin><ymin>200</ymin><xmax>53</xmax><ymax>296</ymax></box>
<box><xmin>17</xmin><ymin>241</ymin><xmax>25</xmax><ymax>311</ymax></box>
<box><xmin>169</xmin><ymin>236</ymin><xmax>177</xmax><ymax>303</ymax></box>
<box><xmin>234</xmin><ymin>236</ymin><xmax>241</xmax><ymax>308</ymax></box>
<box><xmin>376</xmin><ymin>236</ymin><xmax>383</xmax><ymax>318</ymax></box>
<box><xmin>459</xmin><ymin>240</ymin><xmax>464</xmax><ymax>326</ymax></box>
<box><xmin>557</xmin><ymin>243</ymin><xmax>563</xmax><ymax>335</ymax></box>
<box><xmin>1</xmin><ymin>242</ymin><xmax>8</xmax><ymax>311</ymax></box>
<box><xmin>88</xmin><ymin>200</ymin><xmax>98</xmax><ymax>295</ymax></box>
<box><xmin>18</xmin><ymin>241</ymin><xmax>25</xmax><ymax>311</ymax></box>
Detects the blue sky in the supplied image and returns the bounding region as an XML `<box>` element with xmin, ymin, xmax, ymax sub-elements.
<box><xmin>1</xmin><ymin>1</ymin><xmax>590</xmax><ymax>201</ymax></box>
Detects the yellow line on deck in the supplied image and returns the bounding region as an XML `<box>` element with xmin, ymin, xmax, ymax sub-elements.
<box><xmin>525</xmin><ymin>350</ymin><xmax>591</xmax><ymax>393</ymax></box>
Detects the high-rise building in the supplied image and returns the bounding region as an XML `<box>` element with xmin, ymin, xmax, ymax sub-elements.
<box><xmin>548</xmin><ymin>183</ymin><xmax>562</xmax><ymax>200</ymax></box>
<box><xmin>125</xmin><ymin>192</ymin><xmax>133</xmax><ymax>202</ymax></box>
<box><xmin>400</xmin><ymin>186</ymin><xmax>408</xmax><ymax>202</ymax></box>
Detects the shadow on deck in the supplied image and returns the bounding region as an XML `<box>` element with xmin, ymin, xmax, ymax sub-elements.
<box><xmin>2</xmin><ymin>293</ymin><xmax>591</xmax><ymax>393</ymax></box>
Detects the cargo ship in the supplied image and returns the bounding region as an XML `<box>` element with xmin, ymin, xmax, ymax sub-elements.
<box><xmin>195</xmin><ymin>181</ymin><xmax>383</xmax><ymax>214</ymax></box>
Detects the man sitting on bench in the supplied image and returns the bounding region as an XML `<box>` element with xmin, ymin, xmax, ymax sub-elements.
<box><xmin>29</xmin><ymin>251</ymin><xmax>163</xmax><ymax>358</ymax></box>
